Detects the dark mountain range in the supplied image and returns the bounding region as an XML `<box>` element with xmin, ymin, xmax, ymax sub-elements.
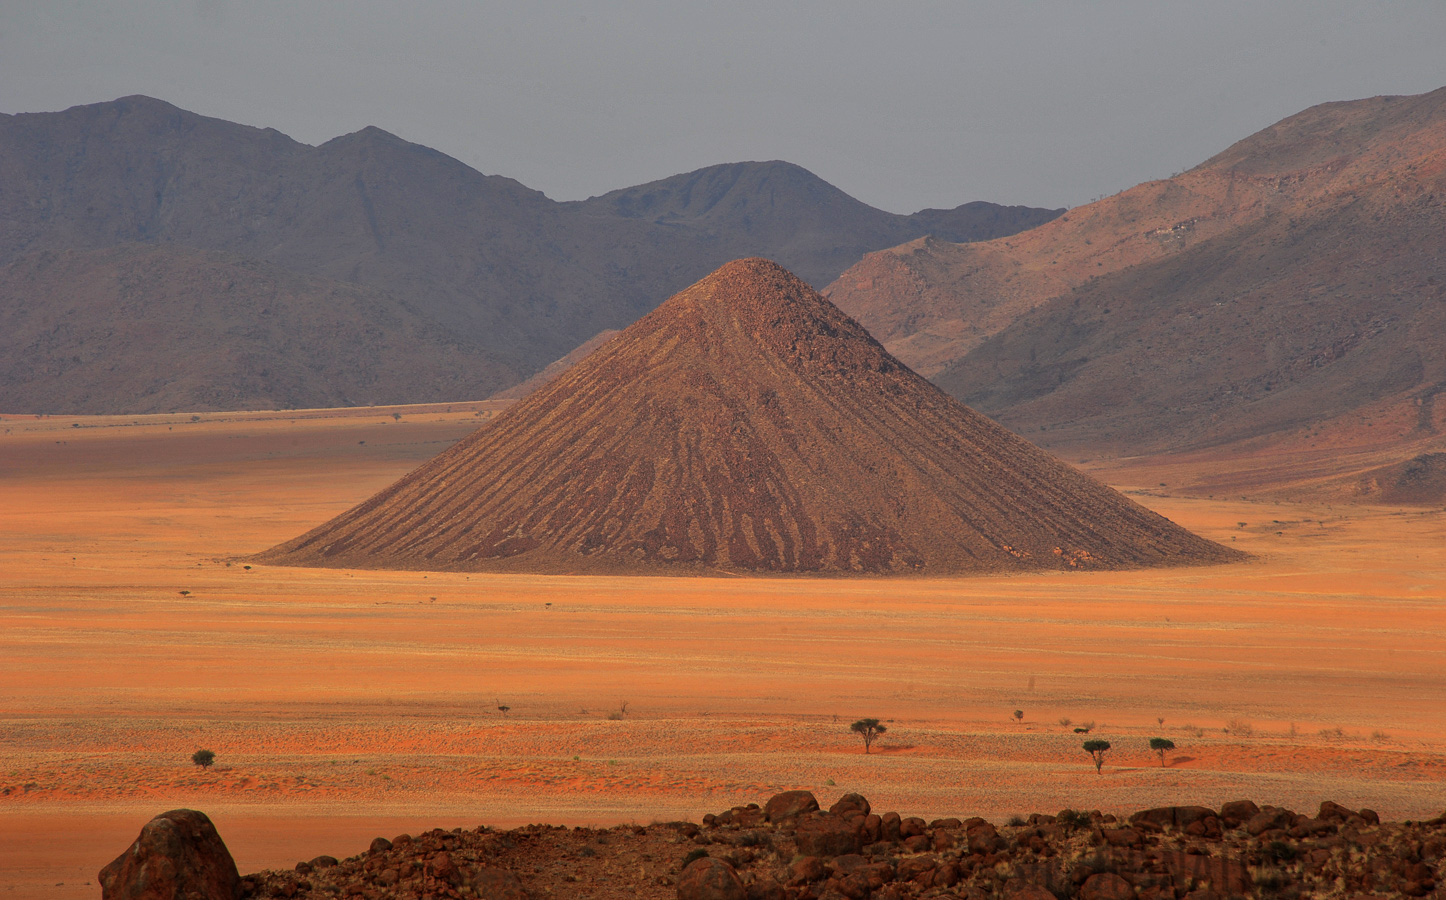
<box><xmin>0</xmin><ymin>95</ymin><xmax>1059</xmax><ymax>414</ymax></box>
<box><xmin>826</xmin><ymin>87</ymin><xmax>1446</xmax><ymax>457</ymax></box>
<box><xmin>572</xmin><ymin>161</ymin><xmax>1059</xmax><ymax>288</ymax></box>
<box><xmin>257</xmin><ymin>259</ymin><xmax>1238</xmax><ymax>576</ymax></box>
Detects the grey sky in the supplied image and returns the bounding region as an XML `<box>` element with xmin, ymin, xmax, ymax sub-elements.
<box><xmin>3</xmin><ymin>1</ymin><xmax>1444</xmax><ymax>212</ymax></box>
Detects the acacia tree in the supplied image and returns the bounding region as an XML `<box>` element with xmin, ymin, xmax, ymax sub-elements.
<box><xmin>1083</xmin><ymin>739</ymin><xmax>1111</xmax><ymax>774</ymax></box>
<box><xmin>1149</xmin><ymin>737</ymin><xmax>1176</xmax><ymax>767</ymax></box>
<box><xmin>851</xmin><ymin>718</ymin><xmax>887</xmax><ymax>754</ymax></box>
<box><xmin>191</xmin><ymin>749</ymin><xmax>216</xmax><ymax>769</ymax></box>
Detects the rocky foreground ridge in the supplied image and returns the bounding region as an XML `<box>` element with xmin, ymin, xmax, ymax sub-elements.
<box><xmin>103</xmin><ymin>793</ymin><xmax>1446</xmax><ymax>900</ymax></box>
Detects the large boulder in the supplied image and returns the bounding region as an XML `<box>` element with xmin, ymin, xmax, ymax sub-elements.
<box><xmin>1218</xmin><ymin>800</ymin><xmax>1260</xmax><ymax>827</ymax></box>
<box><xmin>1079</xmin><ymin>872</ymin><xmax>1134</xmax><ymax>900</ymax></box>
<box><xmin>764</xmin><ymin>790</ymin><xmax>820</xmax><ymax>822</ymax></box>
<box><xmin>677</xmin><ymin>857</ymin><xmax>745</xmax><ymax>900</ymax></box>
<box><xmin>99</xmin><ymin>809</ymin><xmax>240</xmax><ymax>900</ymax></box>
<box><xmin>829</xmin><ymin>793</ymin><xmax>871</xmax><ymax>816</ymax></box>
<box><xmin>794</xmin><ymin>813</ymin><xmax>866</xmax><ymax>857</ymax></box>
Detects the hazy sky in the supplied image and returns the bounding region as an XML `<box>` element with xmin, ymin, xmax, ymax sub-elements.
<box><xmin>3</xmin><ymin>1</ymin><xmax>1444</xmax><ymax>212</ymax></box>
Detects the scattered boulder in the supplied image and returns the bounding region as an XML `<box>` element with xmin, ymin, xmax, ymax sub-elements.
<box><xmin>764</xmin><ymin>790</ymin><xmax>819</xmax><ymax>823</ymax></box>
<box><xmin>1129</xmin><ymin>805</ymin><xmax>1218</xmax><ymax>833</ymax></box>
<box><xmin>469</xmin><ymin>867</ymin><xmax>529</xmax><ymax>900</ymax></box>
<box><xmin>677</xmin><ymin>857</ymin><xmax>745</xmax><ymax>900</ymax></box>
<box><xmin>99</xmin><ymin>809</ymin><xmax>240</xmax><ymax>900</ymax></box>
<box><xmin>795</xmin><ymin>812</ymin><xmax>865</xmax><ymax>857</ymax></box>
<box><xmin>1218</xmin><ymin>800</ymin><xmax>1259</xmax><ymax>827</ymax></box>
<box><xmin>786</xmin><ymin>856</ymin><xmax>827</xmax><ymax>885</ymax></box>
<box><xmin>1101</xmin><ymin>826</ymin><xmax>1143</xmax><ymax>847</ymax></box>
<box><xmin>1079</xmin><ymin>872</ymin><xmax>1133</xmax><ymax>900</ymax></box>
<box><xmin>830</xmin><ymin>793</ymin><xmax>871</xmax><ymax>816</ymax></box>
<box><xmin>1245</xmin><ymin>807</ymin><xmax>1297</xmax><ymax>836</ymax></box>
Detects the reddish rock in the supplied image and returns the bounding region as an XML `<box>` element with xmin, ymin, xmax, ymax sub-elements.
<box><xmin>899</xmin><ymin>816</ymin><xmax>926</xmax><ymax>838</ymax></box>
<box><xmin>1102</xmin><ymin>827</ymin><xmax>1143</xmax><ymax>847</ymax></box>
<box><xmin>1079</xmin><ymin>872</ymin><xmax>1133</xmax><ymax>900</ymax></box>
<box><xmin>1159</xmin><ymin>849</ymin><xmax>1252</xmax><ymax>895</ymax></box>
<box><xmin>827</xmin><ymin>855</ymin><xmax>868</xmax><ymax>876</ymax></box>
<box><xmin>1006</xmin><ymin>886</ymin><xmax>1057</xmax><ymax>900</ymax></box>
<box><xmin>746</xmin><ymin>876</ymin><xmax>786</xmax><ymax>900</ymax></box>
<box><xmin>764</xmin><ymin>790</ymin><xmax>819</xmax><ymax>823</ymax></box>
<box><xmin>1130</xmin><ymin>806</ymin><xmax>1218</xmax><ymax>833</ymax></box>
<box><xmin>1245</xmin><ymin>808</ymin><xmax>1296</xmax><ymax>836</ymax></box>
<box><xmin>880</xmin><ymin>812</ymin><xmax>902</xmax><ymax>841</ymax></box>
<box><xmin>897</xmin><ymin>855</ymin><xmax>938</xmax><ymax>884</ymax></box>
<box><xmin>368</xmin><ymin>837</ymin><xmax>392</xmax><ymax>854</ymax></box>
<box><xmin>99</xmin><ymin>809</ymin><xmax>240</xmax><ymax>900</ymax></box>
<box><xmin>795</xmin><ymin>814</ymin><xmax>865</xmax><ymax>857</ymax></box>
<box><xmin>834</xmin><ymin>872</ymin><xmax>871</xmax><ymax>899</ymax></box>
<box><xmin>829</xmin><ymin>793</ymin><xmax>871</xmax><ymax>817</ymax></box>
<box><xmin>1218</xmin><ymin>800</ymin><xmax>1259</xmax><ymax>827</ymax></box>
<box><xmin>430</xmin><ymin>851</ymin><xmax>460</xmax><ymax>885</ymax></box>
<box><xmin>470</xmin><ymin>867</ymin><xmax>529</xmax><ymax>899</ymax></box>
<box><xmin>967</xmin><ymin>822</ymin><xmax>1004</xmax><ymax>854</ymax></box>
<box><xmin>861</xmin><ymin>813</ymin><xmax>882</xmax><ymax>844</ymax></box>
<box><xmin>678</xmin><ymin>857</ymin><xmax>745</xmax><ymax>900</ymax></box>
<box><xmin>787</xmin><ymin>856</ymin><xmax>827</xmax><ymax>885</ymax></box>
<box><xmin>1318</xmin><ymin>800</ymin><xmax>1357</xmax><ymax>822</ymax></box>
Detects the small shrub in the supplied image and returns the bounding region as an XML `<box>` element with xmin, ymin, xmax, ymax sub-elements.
<box><xmin>191</xmin><ymin>749</ymin><xmax>216</xmax><ymax>769</ymax></box>
<box><xmin>1058</xmin><ymin>717</ymin><xmax>1072</xmax><ymax>727</ymax></box>
<box><xmin>1370</xmin><ymin>730</ymin><xmax>1390</xmax><ymax>743</ymax></box>
<box><xmin>1319</xmin><ymin>726</ymin><xmax>1345</xmax><ymax>740</ymax></box>
<box><xmin>1007</xmin><ymin>815</ymin><xmax>1027</xmax><ymax>827</ymax></box>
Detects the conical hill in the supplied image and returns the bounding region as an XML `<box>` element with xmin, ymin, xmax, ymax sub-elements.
<box><xmin>256</xmin><ymin>258</ymin><xmax>1241</xmax><ymax>575</ymax></box>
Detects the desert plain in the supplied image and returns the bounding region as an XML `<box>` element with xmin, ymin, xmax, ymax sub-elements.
<box><xmin>1</xmin><ymin>406</ymin><xmax>1443</xmax><ymax>897</ymax></box>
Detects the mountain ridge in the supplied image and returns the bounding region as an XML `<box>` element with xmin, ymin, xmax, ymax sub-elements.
<box><xmin>0</xmin><ymin>96</ymin><xmax>1060</xmax><ymax>414</ymax></box>
<box><xmin>826</xmin><ymin>86</ymin><xmax>1446</xmax><ymax>457</ymax></box>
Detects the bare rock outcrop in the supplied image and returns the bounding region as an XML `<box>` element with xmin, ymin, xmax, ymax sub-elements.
<box><xmin>99</xmin><ymin>809</ymin><xmax>240</xmax><ymax>900</ymax></box>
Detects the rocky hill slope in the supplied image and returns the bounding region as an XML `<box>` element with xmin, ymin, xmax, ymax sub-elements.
<box><xmin>0</xmin><ymin>96</ymin><xmax>1058</xmax><ymax>414</ymax></box>
<box><xmin>256</xmin><ymin>259</ymin><xmax>1237</xmax><ymax>575</ymax></box>
<box><xmin>105</xmin><ymin>792</ymin><xmax>1445</xmax><ymax>900</ymax></box>
<box><xmin>826</xmin><ymin>87</ymin><xmax>1446</xmax><ymax>457</ymax></box>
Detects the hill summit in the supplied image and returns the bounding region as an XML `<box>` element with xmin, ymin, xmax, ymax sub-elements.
<box><xmin>257</xmin><ymin>259</ymin><xmax>1239</xmax><ymax>575</ymax></box>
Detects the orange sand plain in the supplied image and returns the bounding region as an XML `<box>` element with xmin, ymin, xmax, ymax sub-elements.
<box><xmin>1</xmin><ymin>406</ymin><xmax>1443</xmax><ymax>897</ymax></box>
